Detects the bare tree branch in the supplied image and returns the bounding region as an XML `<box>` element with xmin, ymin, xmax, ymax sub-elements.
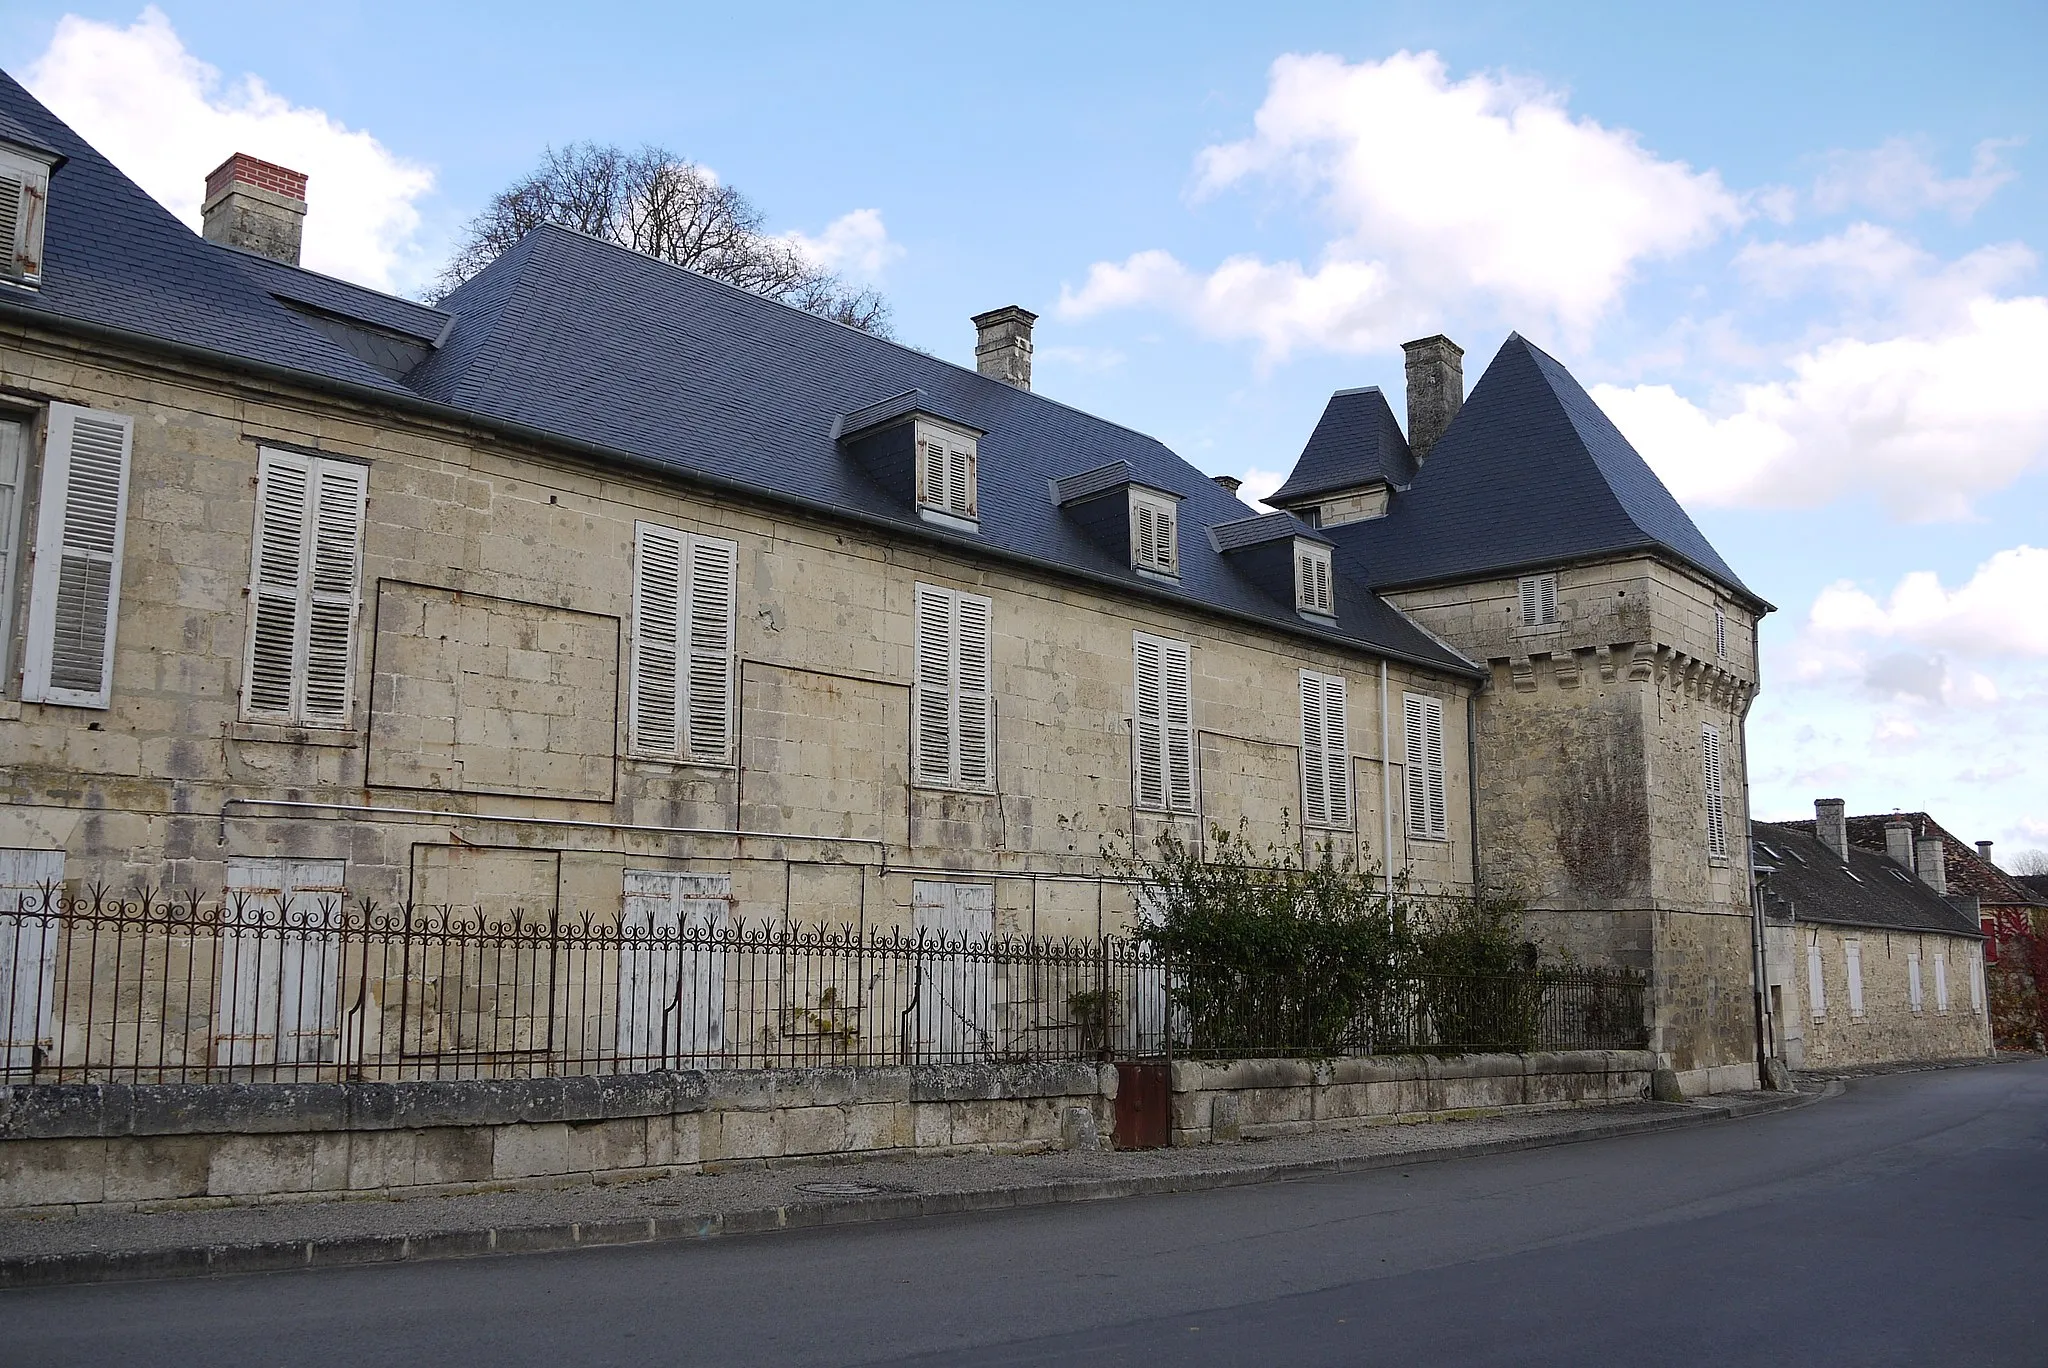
<box><xmin>432</xmin><ymin>142</ymin><xmax>892</xmax><ymax>337</ymax></box>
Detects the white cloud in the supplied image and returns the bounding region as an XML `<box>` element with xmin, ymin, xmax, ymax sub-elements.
<box><xmin>1594</xmin><ymin>294</ymin><xmax>2048</xmax><ymax>519</ymax></box>
<box><xmin>1812</xmin><ymin>136</ymin><xmax>2020</xmax><ymax>220</ymax></box>
<box><xmin>1808</xmin><ymin>547</ymin><xmax>2048</xmax><ymax>659</ymax></box>
<box><xmin>781</xmin><ymin>207</ymin><xmax>901</xmax><ymax>281</ymax></box>
<box><xmin>1061</xmin><ymin>50</ymin><xmax>1742</xmax><ymax>357</ymax></box>
<box><xmin>25</xmin><ymin>7</ymin><xmax>434</xmax><ymax>292</ymax></box>
<box><xmin>1233</xmin><ymin>466</ymin><xmax>1288</xmax><ymax>508</ymax></box>
<box><xmin>1035</xmin><ymin>344</ymin><xmax>1127</xmax><ymax>374</ymax></box>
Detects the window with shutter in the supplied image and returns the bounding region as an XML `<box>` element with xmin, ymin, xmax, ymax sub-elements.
<box><xmin>916</xmin><ymin>423</ymin><xmax>978</xmax><ymax>524</ymax></box>
<box><xmin>1701</xmin><ymin>724</ymin><xmax>1727</xmax><ymax>859</ymax></box>
<box><xmin>1908</xmin><ymin>954</ymin><xmax>1923</xmax><ymax>1012</ymax></box>
<box><xmin>1933</xmin><ymin>952</ymin><xmax>1949</xmax><ymax>1013</ymax></box>
<box><xmin>1403</xmin><ymin>692</ymin><xmax>1447</xmax><ymax>840</ymax></box>
<box><xmin>215</xmin><ymin>858</ymin><xmax>346</xmax><ymax>1070</ymax></box>
<box><xmin>1</xmin><ymin>849</ymin><xmax>65</xmax><ymax>1072</ymax></box>
<box><xmin>1807</xmin><ymin>942</ymin><xmax>1827</xmax><ymax>1020</ymax></box>
<box><xmin>1970</xmin><ymin>953</ymin><xmax>1984</xmax><ymax>1015</ymax></box>
<box><xmin>0</xmin><ymin>145</ymin><xmax>52</xmax><ymax>285</ymax></box>
<box><xmin>631</xmin><ymin>523</ymin><xmax>737</xmax><ymax>763</ymax></box>
<box><xmin>1299</xmin><ymin>671</ymin><xmax>1351</xmax><ymax>828</ymax></box>
<box><xmin>618</xmin><ymin>871</ymin><xmax>729</xmax><ymax>1066</ymax></box>
<box><xmin>1129</xmin><ymin>490</ymin><xmax>1179</xmax><ymax>577</ymax></box>
<box><xmin>1132</xmin><ymin>633</ymin><xmax>1195</xmax><ymax>813</ymax></box>
<box><xmin>240</xmin><ymin>449</ymin><xmax>366</xmax><ymax>726</ymax></box>
<box><xmin>23</xmin><ymin>404</ymin><xmax>134</xmax><ymax>708</ymax></box>
<box><xmin>1845</xmin><ymin>940</ymin><xmax>1865</xmax><ymax>1018</ymax></box>
<box><xmin>1715</xmin><ymin>606</ymin><xmax>1729</xmax><ymax>659</ymax></box>
<box><xmin>1296</xmin><ymin>543</ymin><xmax>1334</xmax><ymax>615</ymax></box>
<box><xmin>913</xmin><ymin>583</ymin><xmax>995</xmax><ymax>790</ymax></box>
<box><xmin>1518</xmin><ymin>574</ymin><xmax>1559</xmax><ymax>627</ymax></box>
<box><xmin>0</xmin><ymin>419</ymin><xmax>25</xmax><ymax>660</ymax></box>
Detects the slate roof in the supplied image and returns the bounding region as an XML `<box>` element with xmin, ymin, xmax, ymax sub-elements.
<box><xmin>1267</xmin><ymin>386</ymin><xmax>1414</xmax><ymax>506</ymax></box>
<box><xmin>1051</xmin><ymin>461</ymin><xmax>1174</xmax><ymax>507</ymax></box>
<box><xmin>2019</xmin><ymin>875</ymin><xmax>2048</xmax><ymax>904</ymax></box>
<box><xmin>221</xmin><ymin>247</ymin><xmax>453</xmax><ymax>344</ymax></box>
<box><xmin>1751</xmin><ymin>823</ymin><xmax>1983</xmax><ymax>938</ymax></box>
<box><xmin>1310</xmin><ymin>334</ymin><xmax>1764</xmax><ymax>610</ymax></box>
<box><xmin>0</xmin><ymin>72</ymin><xmax>1477</xmax><ymax>679</ymax></box>
<box><xmin>1781</xmin><ymin>813</ymin><xmax>2048</xmax><ymax>909</ymax></box>
<box><xmin>1208</xmin><ymin>510</ymin><xmax>1331</xmax><ymax>554</ymax></box>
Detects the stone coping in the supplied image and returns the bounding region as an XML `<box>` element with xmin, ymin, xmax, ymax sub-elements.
<box><xmin>1169</xmin><ymin>1049</ymin><xmax>1654</xmax><ymax>1092</ymax></box>
<box><xmin>0</xmin><ymin>1062</ymin><xmax>1113</xmax><ymax>1142</ymax></box>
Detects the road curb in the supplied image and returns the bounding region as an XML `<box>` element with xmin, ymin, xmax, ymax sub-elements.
<box><xmin>0</xmin><ymin>1093</ymin><xmax>1813</xmax><ymax>1290</ymax></box>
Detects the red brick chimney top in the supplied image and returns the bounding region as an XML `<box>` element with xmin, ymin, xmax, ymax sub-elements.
<box><xmin>205</xmin><ymin>153</ymin><xmax>308</xmax><ymax>204</ymax></box>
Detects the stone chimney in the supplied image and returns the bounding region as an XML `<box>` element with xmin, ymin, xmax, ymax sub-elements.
<box><xmin>1977</xmin><ymin>840</ymin><xmax>1995</xmax><ymax>865</ymax></box>
<box><xmin>1211</xmin><ymin>475</ymin><xmax>1242</xmax><ymax>495</ymax></box>
<box><xmin>972</xmin><ymin>306</ymin><xmax>1036</xmax><ymax>390</ymax></box>
<box><xmin>202</xmin><ymin>154</ymin><xmax>308</xmax><ymax>266</ymax></box>
<box><xmin>1916</xmin><ymin>836</ymin><xmax>1948</xmax><ymax>895</ymax></box>
<box><xmin>1884</xmin><ymin>819</ymin><xmax>1915</xmax><ymax>871</ymax></box>
<box><xmin>1814</xmin><ymin>798</ymin><xmax>1848</xmax><ymax>861</ymax></box>
<box><xmin>1402</xmin><ymin>334</ymin><xmax>1464</xmax><ymax>464</ymax></box>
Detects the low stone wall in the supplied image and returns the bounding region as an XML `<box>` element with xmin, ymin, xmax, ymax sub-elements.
<box><xmin>0</xmin><ymin>1051</ymin><xmax>1657</xmax><ymax>1213</ymax></box>
<box><xmin>1172</xmin><ymin>1050</ymin><xmax>1658</xmax><ymax>1146</ymax></box>
<box><xmin>0</xmin><ymin>1063</ymin><xmax>1111</xmax><ymax>1214</ymax></box>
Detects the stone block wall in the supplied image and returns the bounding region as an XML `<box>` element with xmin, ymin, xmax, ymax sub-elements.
<box><xmin>1776</xmin><ymin>923</ymin><xmax>1991</xmax><ymax>1068</ymax></box>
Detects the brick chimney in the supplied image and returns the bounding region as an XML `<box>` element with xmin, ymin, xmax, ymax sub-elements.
<box><xmin>1814</xmin><ymin>798</ymin><xmax>1848</xmax><ymax>861</ymax></box>
<box><xmin>1916</xmin><ymin>836</ymin><xmax>1948</xmax><ymax>895</ymax></box>
<box><xmin>1211</xmin><ymin>475</ymin><xmax>1243</xmax><ymax>495</ymax></box>
<box><xmin>202</xmin><ymin>154</ymin><xmax>307</xmax><ymax>265</ymax></box>
<box><xmin>1402</xmin><ymin>334</ymin><xmax>1464</xmax><ymax>464</ymax></box>
<box><xmin>1884</xmin><ymin>819</ymin><xmax>1915</xmax><ymax>870</ymax></box>
<box><xmin>972</xmin><ymin>306</ymin><xmax>1036</xmax><ymax>390</ymax></box>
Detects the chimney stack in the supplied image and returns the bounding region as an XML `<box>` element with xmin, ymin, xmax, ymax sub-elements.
<box><xmin>202</xmin><ymin>154</ymin><xmax>308</xmax><ymax>266</ymax></box>
<box><xmin>1977</xmin><ymin>840</ymin><xmax>1995</xmax><ymax>865</ymax></box>
<box><xmin>1915</xmin><ymin>836</ymin><xmax>1948</xmax><ymax>895</ymax></box>
<box><xmin>1402</xmin><ymin>334</ymin><xmax>1464</xmax><ymax>464</ymax></box>
<box><xmin>972</xmin><ymin>306</ymin><xmax>1036</xmax><ymax>390</ymax></box>
<box><xmin>1814</xmin><ymin>798</ymin><xmax>1848</xmax><ymax>861</ymax></box>
<box><xmin>1884</xmin><ymin>819</ymin><xmax>1915</xmax><ymax>871</ymax></box>
<box><xmin>1211</xmin><ymin>475</ymin><xmax>1243</xmax><ymax>495</ymax></box>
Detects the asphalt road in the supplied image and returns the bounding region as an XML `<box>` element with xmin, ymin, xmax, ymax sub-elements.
<box><xmin>9</xmin><ymin>1060</ymin><xmax>2046</xmax><ymax>1367</ymax></box>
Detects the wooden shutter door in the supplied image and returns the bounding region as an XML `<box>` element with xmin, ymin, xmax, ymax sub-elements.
<box><xmin>244</xmin><ymin>451</ymin><xmax>311</xmax><ymax>718</ymax></box>
<box><xmin>1162</xmin><ymin>640</ymin><xmax>1194</xmax><ymax>812</ymax></box>
<box><xmin>299</xmin><ymin>460</ymin><xmax>367</xmax><ymax>725</ymax></box>
<box><xmin>23</xmin><ymin>404</ymin><xmax>133</xmax><ymax>707</ymax></box>
<box><xmin>1807</xmin><ymin>943</ymin><xmax>1826</xmax><ymax>1019</ymax></box>
<box><xmin>913</xmin><ymin>585</ymin><xmax>956</xmax><ymax>785</ymax></box>
<box><xmin>1845</xmin><ymin>942</ymin><xmax>1864</xmax><ymax>1016</ymax></box>
<box><xmin>1301</xmin><ymin>672</ymin><xmax>1329</xmax><ymax>827</ymax></box>
<box><xmin>631</xmin><ymin>523</ymin><xmax>685</xmax><ymax>756</ymax></box>
<box><xmin>913</xmin><ymin>881</ymin><xmax>994</xmax><ymax>1059</ymax></box>
<box><xmin>1323</xmin><ymin>675</ymin><xmax>1350</xmax><ymax>827</ymax></box>
<box><xmin>617</xmin><ymin>871</ymin><xmax>678</xmax><ymax>1066</ymax></box>
<box><xmin>1934</xmin><ymin>953</ymin><xmax>1948</xmax><ymax>1012</ymax></box>
<box><xmin>685</xmin><ymin>536</ymin><xmax>737</xmax><ymax>762</ymax></box>
<box><xmin>1404</xmin><ymin>695</ymin><xmax>1428</xmax><ymax>839</ymax></box>
<box><xmin>1908</xmin><ymin>955</ymin><xmax>1922</xmax><ymax>1011</ymax></box>
<box><xmin>954</xmin><ymin>593</ymin><xmax>993</xmax><ymax>788</ymax></box>
<box><xmin>1133</xmin><ymin>635</ymin><xmax>1165</xmax><ymax>811</ymax></box>
<box><xmin>1</xmin><ymin>850</ymin><xmax>64</xmax><ymax>1071</ymax></box>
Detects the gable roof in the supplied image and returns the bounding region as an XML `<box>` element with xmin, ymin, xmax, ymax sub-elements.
<box><xmin>1320</xmin><ymin>334</ymin><xmax>1764</xmax><ymax>610</ymax></box>
<box><xmin>0</xmin><ymin>73</ymin><xmax>1476</xmax><ymax>680</ymax></box>
<box><xmin>1752</xmin><ymin>822</ymin><xmax>1982</xmax><ymax>938</ymax></box>
<box><xmin>1268</xmin><ymin>386</ymin><xmax>1414</xmax><ymax>507</ymax></box>
<box><xmin>2019</xmin><ymin>875</ymin><xmax>2048</xmax><ymax>904</ymax></box>
<box><xmin>1780</xmin><ymin>813</ymin><xmax>2048</xmax><ymax>909</ymax></box>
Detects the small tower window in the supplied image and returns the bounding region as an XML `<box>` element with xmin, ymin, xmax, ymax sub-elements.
<box><xmin>1518</xmin><ymin>573</ymin><xmax>1558</xmax><ymax>627</ymax></box>
<box><xmin>1715</xmin><ymin>605</ymin><xmax>1729</xmax><ymax>659</ymax></box>
<box><xmin>1130</xmin><ymin>488</ymin><xmax>1179</xmax><ymax>577</ymax></box>
<box><xmin>1296</xmin><ymin>542</ymin><xmax>1334</xmax><ymax>616</ymax></box>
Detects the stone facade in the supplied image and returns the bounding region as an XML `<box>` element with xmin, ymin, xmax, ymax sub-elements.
<box><xmin>0</xmin><ymin>315</ymin><xmax>1475</xmax><ymax>943</ymax></box>
<box><xmin>1388</xmin><ymin>556</ymin><xmax>1761</xmax><ymax>1094</ymax></box>
<box><xmin>1769</xmin><ymin>921</ymin><xmax>1991</xmax><ymax>1067</ymax></box>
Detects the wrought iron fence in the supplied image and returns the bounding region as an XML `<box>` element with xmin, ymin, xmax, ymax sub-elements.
<box><xmin>0</xmin><ymin>884</ymin><xmax>1645</xmax><ymax>1085</ymax></box>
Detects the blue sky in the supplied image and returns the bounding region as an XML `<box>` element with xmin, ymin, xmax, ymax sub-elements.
<box><xmin>7</xmin><ymin>3</ymin><xmax>2045</xmax><ymax>859</ymax></box>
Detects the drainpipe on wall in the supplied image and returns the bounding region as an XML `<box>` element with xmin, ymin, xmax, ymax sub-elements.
<box><xmin>1467</xmin><ymin>692</ymin><xmax>1481</xmax><ymax>911</ymax></box>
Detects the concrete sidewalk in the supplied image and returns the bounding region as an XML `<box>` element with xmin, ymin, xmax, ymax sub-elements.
<box><xmin>0</xmin><ymin>1088</ymin><xmax>1817</xmax><ymax>1289</ymax></box>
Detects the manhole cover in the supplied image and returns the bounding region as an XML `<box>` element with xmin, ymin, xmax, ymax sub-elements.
<box><xmin>794</xmin><ymin>1181</ymin><xmax>882</xmax><ymax>1197</ymax></box>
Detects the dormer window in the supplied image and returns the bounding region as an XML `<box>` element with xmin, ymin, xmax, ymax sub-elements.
<box><xmin>0</xmin><ymin>142</ymin><xmax>57</xmax><ymax>288</ymax></box>
<box><xmin>1518</xmin><ymin>573</ymin><xmax>1558</xmax><ymax>627</ymax></box>
<box><xmin>1296</xmin><ymin>543</ymin><xmax>1333</xmax><ymax>616</ymax></box>
<box><xmin>916</xmin><ymin>421</ymin><xmax>977</xmax><ymax>526</ymax></box>
<box><xmin>1130</xmin><ymin>488</ymin><xmax>1178</xmax><ymax>578</ymax></box>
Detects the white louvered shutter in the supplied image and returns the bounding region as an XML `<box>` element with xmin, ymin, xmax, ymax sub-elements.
<box><xmin>1404</xmin><ymin>693</ymin><xmax>1445</xmax><ymax>840</ymax></box>
<box><xmin>301</xmin><ymin>460</ymin><xmax>368</xmax><ymax>724</ymax></box>
<box><xmin>1971</xmin><ymin>954</ymin><xmax>1984</xmax><ymax>1015</ymax></box>
<box><xmin>921</xmin><ymin>432</ymin><xmax>947</xmax><ymax>513</ymax></box>
<box><xmin>1540</xmin><ymin>575</ymin><xmax>1557</xmax><ymax>624</ymax></box>
<box><xmin>1313</xmin><ymin>556</ymin><xmax>1331</xmax><ymax>613</ymax></box>
<box><xmin>245</xmin><ymin>453</ymin><xmax>311</xmax><ymax>717</ymax></box>
<box><xmin>914</xmin><ymin>584</ymin><xmax>956</xmax><ymax>786</ymax></box>
<box><xmin>1845</xmin><ymin>942</ymin><xmax>1864</xmax><ymax>1017</ymax></box>
<box><xmin>1702</xmin><ymin>724</ymin><xmax>1727</xmax><ymax>858</ymax></box>
<box><xmin>1908</xmin><ymin>955</ymin><xmax>1923</xmax><ymax>1012</ymax></box>
<box><xmin>1934</xmin><ymin>953</ymin><xmax>1949</xmax><ymax>1013</ymax></box>
<box><xmin>1162</xmin><ymin>638</ymin><xmax>1194</xmax><ymax>812</ymax></box>
<box><xmin>631</xmin><ymin>523</ymin><xmax>684</xmax><ymax>756</ymax></box>
<box><xmin>1715</xmin><ymin>606</ymin><xmax>1728</xmax><ymax>658</ymax></box>
<box><xmin>1301</xmin><ymin>672</ymin><xmax>1329</xmax><ymax>827</ymax></box>
<box><xmin>685</xmin><ymin>536</ymin><xmax>737</xmax><ymax>762</ymax></box>
<box><xmin>1518</xmin><ymin>576</ymin><xmax>1539</xmax><ymax>626</ymax></box>
<box><xmin>954</xmin><ymin>591</ymin><xmax>993</xmax><ymax>788</ymax></box>
<box><xmin>1424</xmin><ymin>697</ymin><xmax>1445</xmax><ymax>837</ymax></box>
<box><xmin>948</xmin><ymin>444</ymin><xmax>974</xmax><ymax>519</ymax></box>
<box><xmin>0</xmin><ymin>158</ymin><xmax>47</xmax><ymax>283</ymax></box>
<box><xmin>1133</xmin><ymin>634</ymin><xmax>1166</xmax><ymax>811</ymax></box>
<box><xmin>1323</xmin><ymin>674</ymin><xmax>1350</xmax><ymax>827</ymax></box>
<box><xmin>0</xmin><ymin>422</ymin><xmax>28</xmax><ymax>652</ymax></box>
<box><xmin>1807</xmin><ymin>943</ymin><xmax>1826</xmax><ymax>1020</ymax></box>
<box><xmin>23</xmin><ymin>404</ymin><xmax>134</xmax><ymax>707</ymax></box>
<box><xmin>1134</xmin><ymin>501</ymin><xmax>1158</xmax><ymax>570</ymax></box>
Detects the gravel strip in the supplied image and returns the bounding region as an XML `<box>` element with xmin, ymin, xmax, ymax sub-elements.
<box><xmin>0</xmin><ymin>1101</ymin><xmax>1720</xmax><ymax>1262</ymax></box>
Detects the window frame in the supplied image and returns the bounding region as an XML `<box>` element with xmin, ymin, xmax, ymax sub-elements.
<box><xmin>0</xmin><ymin>143</ymin><xmax>54</xmax><ymax>288</ymax></box>
<box><xmin>239</xmin><ymin>447</ymin><xmax>368</xmax><ymax>728</ymax></box>
<box><xmin>628</xmin><ymin>521</ymin><xmax>739</xmax><ymax>765</ymax></box>
<box><xmin>1132</xmin><ymin>631</ymin><xmax>1195</xmax><ymax>814</ymax></box>
<box><xmin>1403</xmin><ymin>691</ymin><xmax>1448</xmax><ymax>842</ymax></box>
<box><xmin>23</xmin><ymin>402</ymin><xmax>136</xmax><ymax>710</ymax></box>
<box><xmin>1714</xmin><ymin>604</ymin><xmax>1729</xmax><ymax>659</ymax></box>
<box><xmin>1702</xmin><ymin>723</ymin><xmax>1728</xmax><ymax>861</ymax></box>
<box><xmin>1128</xmin><ymin>488</ymin><xmax>1180</xmax><ymax>579</ymax></box>
<box><xmin>1518</xmin><ymin>573</ymin><xmax>1559</xmax><ymax>628</ymax></box>
<box><xmin>1294</xmin><ymin>540</ymin><xmax>1334</xmax><ymax>617</ymax></box>
<box><xmin>914</xmin><ymin>421</ymin><xmax>978</xmax><ymax>527</ymax></box>
<box><xmin>1299</xmin><ymin>669</ymin><xmax>1351</xmax><ymax>830</ymax></box>
<box><xmin>912</xmin><ymin>582</ymin><xmax>995</xmax><ymax>792</ymax></box>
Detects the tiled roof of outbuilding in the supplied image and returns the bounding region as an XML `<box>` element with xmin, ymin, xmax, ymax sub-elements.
<box><xmin>1779</xmin><ymin>813</ymin><xmax>2048</xmax><ymax>909</ymax></box>
<box><xmin>0</xmin><ymin>72</ymin><xmax>1476</xmax><ymax>679</ymax></box>
<box><xmin>1751</xmin><ymin>823</ymin><xmax>1982</xmax><ymax>938</ymax></box>
<box><xmin>1314</xmin><ymin>334</ymin><xmax>1764</xmax><ymax>609</ymax></box>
